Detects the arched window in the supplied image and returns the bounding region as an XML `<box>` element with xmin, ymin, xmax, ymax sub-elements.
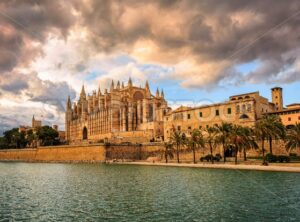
<box><xmin>240</xmin><ymin>114</ymin><xmax>249</xmax><ymax>119</ymax></box>
<box><xmin>236</xmin><ymin>105</ymin><xmax>240</xmax><ymax>114</ymax></box>
<box><xmin>247</xmin><ymin>104</ymin><xmax>252</xmax><ymax>112</ymax></box>
<box><xmin>242</xmin><ymin>104</ymin><xmax>246</xmax><ymax>113</ymax></box>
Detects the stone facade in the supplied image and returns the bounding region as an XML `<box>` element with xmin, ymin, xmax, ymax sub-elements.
<box><xmin>164</xmin><ymin>91</ymin><xmax>277</xmax><ymax>139</ymax></box>
<box><xmin>65</xmin><ymin>79</ymin><xmax>169</xmax><ymax>143</ymax></box>
<box><xmin>268</xmin><ymin>103</ymin><xmax>300</xmax><ymax>128</ymax></box>
<box><xmin>66</xmin><ymin>82</ymin><xmax>299</xmax><ymax>143</ymax></box>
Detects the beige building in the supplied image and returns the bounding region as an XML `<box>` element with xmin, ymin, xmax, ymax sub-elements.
<box><xmin>268</xmin><ymin>103</ymin><xmax>300</xmax><ymax>128</ymax></box>
<box><xmin>65</xmin><ymin>79</ymin><xmax>169</xmax><ymax>143</ymax></box>
<box><xmin>164</xmin><ymin>89</ymin><xmax>278</xmax><ymax>139</ymax></box>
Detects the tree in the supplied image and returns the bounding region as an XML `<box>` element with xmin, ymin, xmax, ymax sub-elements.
<box><xmin>255</xmin><ymin>120</ymin><xmax>269</xmax><ymax>165</ymax></box>
<box><xmin>204</xmin><ymin>126</ymin><xmax>218</xmax><ymax>164</ymax></box>
<box><xmin>170</xmin><ymin>126</ymin><xmax>186</xmax><ymax>163</ymax></box>
<box><xmin>216</xmin><ymin>122</ymin><xmax>233</xmax><ymax>163</ymax></box>
<box><xmin>0</xmin><ymin>137</ymin><xmax>8</xmax><ymax>149</ymax></box>
<box><xmin>36</xmin><ymin>126</ymin><xmax>59</xmax><ymax>146</ymax></box>
<box><xmin>163</xmin><ymin>142</ymin><xmax>175</xmax><ymax>163</ymax></box>
<box><xmin>3</xmin><ymin>128</ymin><xmax>27</xmax><ymax>148</ymax></box>
<box><xmin>229</xmin><ymin>125</ymin><xmax>243</xmax><ymax>164</ymax></box>
<box><xmin>236</xmin><ymin>126</ymin><xmax>258</xmax><ymax>161</ymax></box>
<box><xmin>263</xmin><ymin>115</ymin><xmax>286</xmax><ymax>154</ymax></box>
<box><xmin>187</xmin><ymin>129</ymin><xmax>205</xmax><ymax>164</ymax></box>
<box><xmin>285</xmin><ymin>123</ymin><xmax>300</xmax><ymax>153</ymax></box>
<box><xmin>26</xmin><ymin>129</ymin><xmax>36</xmax><ymax>147</ymax></box>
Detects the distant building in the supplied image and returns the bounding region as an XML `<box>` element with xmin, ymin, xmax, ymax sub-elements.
<box><xmin>52</xmin><ymin>125</ymin><xmax>66</xmax><ymax>141</ymax></box>
<box><xmin>19</xmin><ymin>115</ymin><xmax>42</xmax><ymax>134</ymax></box>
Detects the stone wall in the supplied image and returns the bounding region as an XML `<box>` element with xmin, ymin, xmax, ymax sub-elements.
<box><xmin>0</xmin><ymin>139</ymin><xmax>298</xmax><ymax>163</ymax></box>
<box><xmin>0</xmin><ymin>144</ymin><xmax>106</xmax><ymax>162</ymax></box>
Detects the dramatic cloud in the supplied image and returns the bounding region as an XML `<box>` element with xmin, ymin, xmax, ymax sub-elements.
<box><xmin>1</xmin><ymin>0</ymin><xmax>300</xmax><ymax>131</ymax></box>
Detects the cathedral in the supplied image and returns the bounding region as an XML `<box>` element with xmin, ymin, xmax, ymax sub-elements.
<box><xmin>65</xmin><ymin>78</ymin><xmax>169</xmax><ymax>143</ymax></box>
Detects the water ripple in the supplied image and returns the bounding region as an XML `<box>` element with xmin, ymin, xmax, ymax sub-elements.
<box><xmin>0</xmin><ymin>163</ymin><xmax>300</xmax><ymax>221</ymax></box>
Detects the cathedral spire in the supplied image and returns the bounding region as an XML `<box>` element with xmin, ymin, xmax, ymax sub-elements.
<box><xmin>128</xmin><ymin>77</ymin><xmax>132</xmax><ymax>87</ymax></box>
<box><xmin>32</xmin><ymin>115</ymin><xmax>35</xmax><ymax>121</ymax></box>
<box><xmin>98</xmin><ymin>85</ymin><xmax>102</xmax><ymax>96</ymax></box>
<box><xmin>110</xmin><ymin>80</ymin><xmax>115</xmax><ymax>92</ymax></box>
<box><xmin>67</xmin><ymin>96</ymin><xmax>72</xmax><ymax>109</ymax></box>
<box><xmin>161</xmin><ymin>89</ymin><xmax>164</xmax><ymax>98</ymax></box>
<box><xmin>145</xmin><ymin>80</ymin><xmax>150</xmax><ymax>91</ymax></box>
<box><xmin>156</xmin><ymin>88</ymin><xmax>159</xmax><ymax>97</ymax></box>
<box><xmin>121</xmin><ymin>82</ymin><xmax>124</xmax><ymax>88</ymax></box>
<box><xmin>80</xmin><ymin>85</ymin><xmax>86</xmax><ymax>101</ymax></box>
<box><xmin>116</xmin><ymin>80</ymin><xmax>120</xmax><ymax>89</ymax></box>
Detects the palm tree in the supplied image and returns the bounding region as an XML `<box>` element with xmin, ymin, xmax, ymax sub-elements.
<box><xmin>170</xmin><ymin>126</ymin><xmax>186</xmax><ymax>163</ymax></box>
<box><xmin>285</xmin><ymin>123</ymin><xmax>300</xmax><ymax>153</ymax></box>
<box><xmin>238</xmin><ymin>126</ymin><xmax>259</xmax><ymax>161</ymax></box>
<box><xmin>229</xmin><ymin>125</ymin><xmax>243</xmax><ymax>164</ymax></box>
<box><xmin>263</xmin><ymin>115</ymin><xmax>286</xmax><ymax>154</ymax></box>
<box><xmin>216</xmin><ymin>122</ymin><xmax>233</xmax><ymax>163</ymax></box>
<box><xmin>188</xmin><ymin>129</ymin><xmax>205</xmax><ymax>164</ymax></box>
<box><xmin>204</xmin><ymin>126</ymin><xmax>218</xmax><ymax>164</ymax></box>
<box><xmin>163</xmin><ymin>142</ymin><xmax>175</xmax><ymax>163</ymax></box>
<box><xmin>255</xmin><ymin>120</ymin><xmax>269</xmax><ymax>165</ymax></box>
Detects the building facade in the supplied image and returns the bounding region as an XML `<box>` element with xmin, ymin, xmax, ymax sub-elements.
<box><xmin>65</xmin><ymin>79</ymin><xmax>169</xmax><ymax>143</ymax></box>
<box><xmin>163</xmin><ymin>90</ymin><xmax>277</xmax><ymax>139</ymax></box>
<box><xmin>65</xmin><ymin>82</ymin><xmax>299</xmax><ymax>143</ymax></box>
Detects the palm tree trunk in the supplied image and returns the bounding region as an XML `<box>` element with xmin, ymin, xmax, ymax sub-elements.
<box><xmin>262</xmin><ymin>139</ymin><xmax>266</xmax><ymax>165</ymax></box>
<box><xmin>176</xmin><ymin>144</ymin><xmax>180</xmax><ymax>163</ymax></box>
<box><xmin>269</xmin><ymin>137</ymin><xmax>273</xmax><ymax>154</ymax></box>
<box><xmin>165</xmin><ymin>150</ymin><xmax>168</xmax><ymax>163</ymax></box>
<box><xmin>243</xmin><ymin>147</ymin><xmax>247</xmax><ymax>161</ymax></box>
<box><xmin>210</xmin><ymin>142</ymin><xmax>214</xmax><ymax>164</ymax></box>
<box><xmin>193</xmin><ymin>144</ymin><xmax>196</xmax><ymax>164</ymax></box>
<box><xmin>235</xmin><ymin>145</ymin><xmax>238</xmax><ymax>165</ymax></box>
<box><xmin>223</xmin><ymin>141</ymin><xmax>226</xmax><ymax>163</ymax></box>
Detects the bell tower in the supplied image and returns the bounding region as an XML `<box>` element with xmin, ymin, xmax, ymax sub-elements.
<box><xmin>271</xmin><ymin>87</ymin><xmax>283</xmax><ymax>111</ymax></box>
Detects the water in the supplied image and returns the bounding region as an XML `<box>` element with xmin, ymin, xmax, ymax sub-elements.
<box><xmin>0</xmin><ymin>163</ymin><xmax>300</xmax><ymax>222</ymax></box>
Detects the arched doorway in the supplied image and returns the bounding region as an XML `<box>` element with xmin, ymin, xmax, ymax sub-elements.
<box><xmin>83</xmin><ymin>127</ymin><xmax>88</xmax><ymax>140</ymax></box>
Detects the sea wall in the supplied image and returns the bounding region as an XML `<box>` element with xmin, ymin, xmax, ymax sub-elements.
<box><xmin>0</xmin><ymin>139</ymin><xmax>297</xmax><ymax>163</ymax></box>
<box><xmin>0</xmin><ymin>144</ymin><xmax>106</xmax><ymax>162</ymax></box>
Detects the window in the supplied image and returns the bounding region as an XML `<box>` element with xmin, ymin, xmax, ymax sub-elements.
<box><xmin>216</xmin><ymin>110</ymin><xmax>220</xmax><ymax>116</ymax></box>
<box><xmin>298</xmin><ymin>116</ymin><xmax>300</xmax><ymax>120</ymax></box>
<box><xmin>228</xmin><ymin>108</ymin><xmax>232</xmax><ymax>114</ymax></box>
<box><xmin>187</xmin><ymin>114</ymin><xmax>191</xmax><ymax>119</ymax></box>
<box><xmin>177</xmin><ymin>126</ymin><xmax>181</xmax><ymax>131</ymax></box>
<box><xmin>247</xmin><ymin>104</ymin><xmax>252</xmax><ymax>112</ymax></box>
<box><xmin>242</xmin><ymin>104</ymin><xmax>246</xmax><ymax>112</ymax></box>
<box><xmin>236</xmin><ymin>105</ymin><xmax>240</xmax><ymax>114</ymax></box>
<box><xmin>288</xmin><ymin>117</ymin><xmax>291</xmax><ymax>121</ymax></box>
<box><xmin>188</xmin><ymin>126</ymin><xmax>192</xmax><ymax>130</ymax></box>
<box><xmin>199</xmin><ymin>112</ymin><xmax>203</xmax><ymax>117</ymax></box>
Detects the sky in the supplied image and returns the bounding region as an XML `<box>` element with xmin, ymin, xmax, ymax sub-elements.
<box><xmin>0</xmin><ymin>0</ymin><xmax>300</xmax><ymax>134</ymax></box>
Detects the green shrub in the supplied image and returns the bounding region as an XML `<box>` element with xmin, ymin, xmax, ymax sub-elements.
<box><xmin>200</xmin><ymin>154</ymin><xmax>222</xmax><ymax>162</ymax></box>
<box><xmin>277</xmin><ymin>155</ymin><xmax>290</xmax><ymax>163</ymax></box>
<box><xmin>289</xmin><ymin>153</ymin><xmax>297</xmax><ymax>157</ymax></box>
<box><xmin>266</xmin><ymin>153</ymin><xmax>277</xmax><ymax>163</ymax></box>
<box><xmin>215</xmin><ymin>154</ymin><xmax>222</xmax><ymax>162</ymax></box>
